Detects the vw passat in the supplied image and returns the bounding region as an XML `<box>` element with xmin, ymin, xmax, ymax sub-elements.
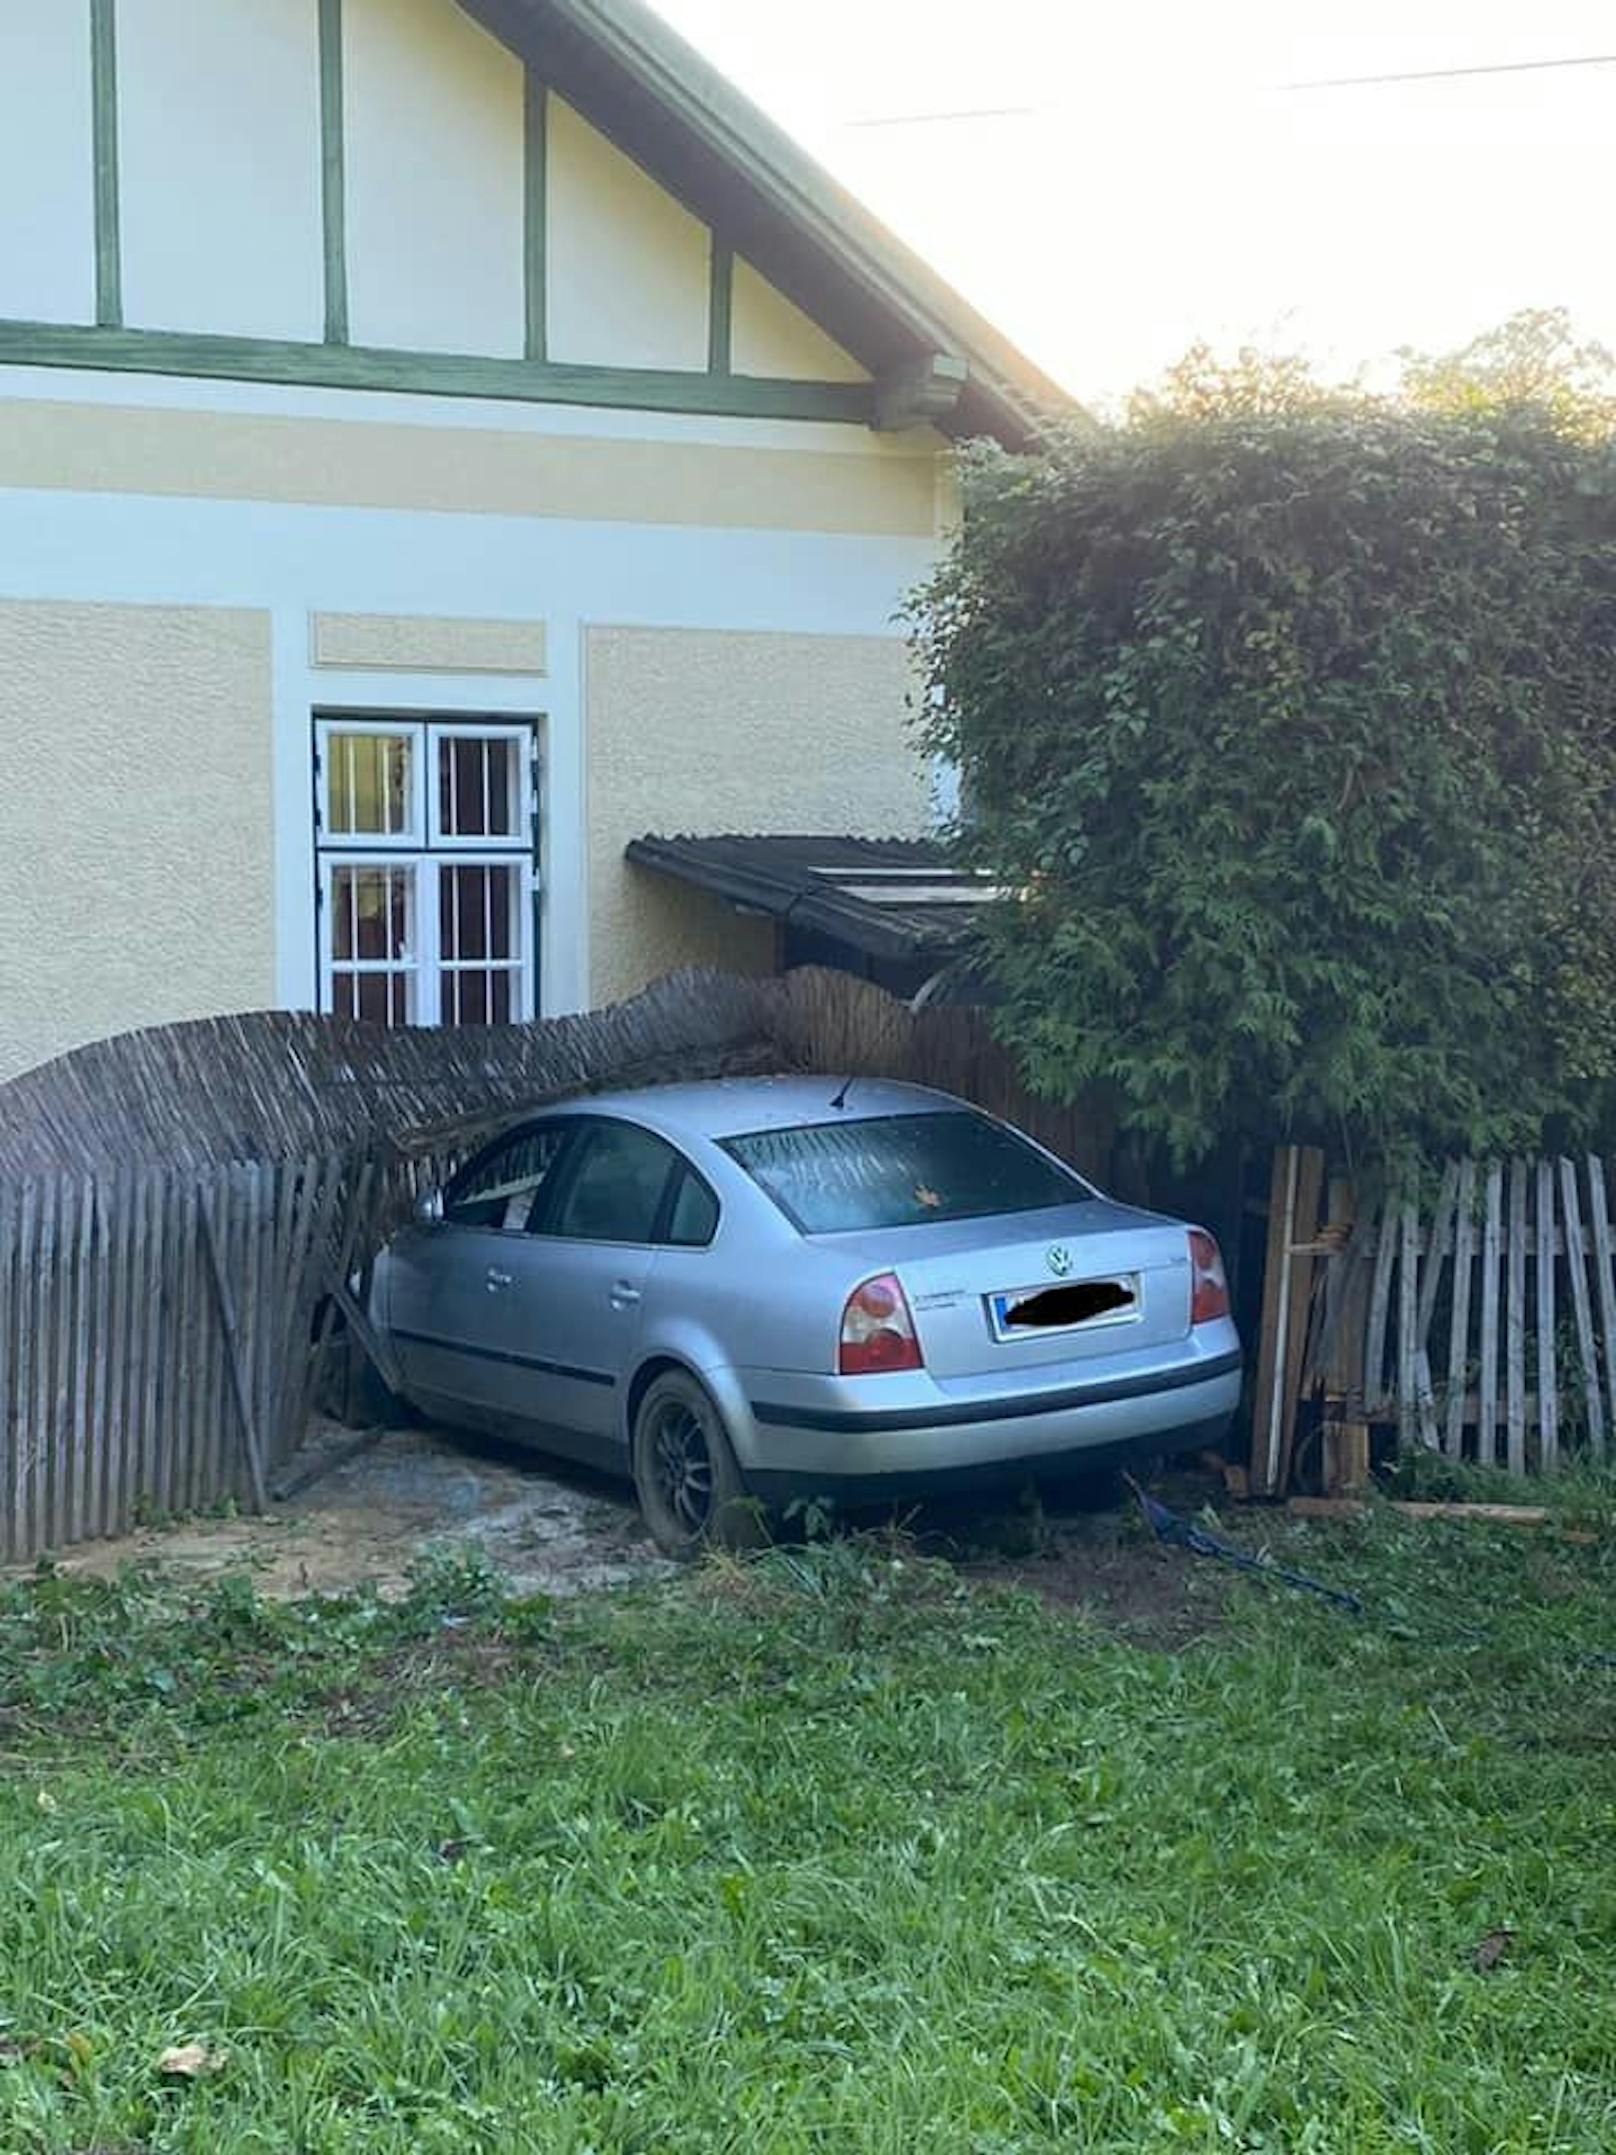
<box><xmin>370</xmin><ymin>1078</ymin><xmax>1242</xmax><ymax>1556</ymax></box>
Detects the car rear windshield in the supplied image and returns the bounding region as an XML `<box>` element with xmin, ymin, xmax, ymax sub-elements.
<box><xmin>720</xmin><ymin>1111</ymin><xmax>1089</xmax><ymax>1234</ymax></box>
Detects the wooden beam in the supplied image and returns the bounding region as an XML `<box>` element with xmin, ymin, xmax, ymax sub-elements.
<box><xmin>199</xmin><ymin>1191</ymin><xmax>269</xmax><ymax>1514</ymax></box>
<box><xmin>90</xmin><ymin>0</ymin><xmax>122</xmax><ymax>327</ymax></box>
<box><xmin>874</xmin><ymin>351</ymin><xmax>968</xmax><ymax>430</ymax></box>
<box><xmin>0</xmin><ymin>318</ymin><xmax>876</xmax><ymax>423</ymax></box>
<box><xmin>318</xmin><ymin>0</ymin><xmax>348</xmax><ymax>345</ymax></box>
<box><xmin>707</xmin><ymin>240</ymin><xmax>733</xmax><ymax>376</ymax></box>
<box><xmin>524</xmin><ymin>67</ymin><xmax>548</xmax><ymax>361</ymax></box>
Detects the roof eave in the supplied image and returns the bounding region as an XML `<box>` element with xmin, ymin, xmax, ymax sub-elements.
<box><xmin>461</xmin><ymin>0</ymin><xmax>1078</xmax><ymax>445</ymax></box>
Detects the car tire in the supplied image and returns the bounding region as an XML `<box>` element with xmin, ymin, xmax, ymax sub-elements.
<box><xmin>631</xmin><ymin>1370</ymin><xmax>767</xmax><ymax>1560</ymax></box>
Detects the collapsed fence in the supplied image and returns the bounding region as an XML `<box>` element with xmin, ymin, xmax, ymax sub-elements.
<box><xmin>1254</xmin><ymin>1148</ymin><xmax>1616</xmax><ymax>1496</ymax></box>
<box><xmin>0</xmin><ymin>968</ymin><xmax>1116</xmax><ymax>1565</ymax></box>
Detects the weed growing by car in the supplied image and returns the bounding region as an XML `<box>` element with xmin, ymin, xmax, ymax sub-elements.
<box><xmin>1</xmin><ymin>1507</ymin><xmax>1615</xmax><ymax>2151</ymax></box>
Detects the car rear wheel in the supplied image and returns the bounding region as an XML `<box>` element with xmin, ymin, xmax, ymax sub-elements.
<box><xmin>631</xmin><ymin>1370</ymin><xmax>765</xmax><ymax>1559</ymax></box>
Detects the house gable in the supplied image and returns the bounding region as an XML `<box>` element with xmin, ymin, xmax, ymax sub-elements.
<box><xmin>0</xmin><ymin>0</ymin><xmax>1065</xmax><ymax>437</ymax></box>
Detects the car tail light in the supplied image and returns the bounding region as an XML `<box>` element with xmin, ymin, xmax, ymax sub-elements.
<box><xmin>839</xmin><ymin>1272</ymin><xmax>923</xmax><ymax>1376</ymax></box>
<box><xmin>1189</xmin><ymin>1229</ymin><xmax>1230</xmax><ymax>1325</ymax></box>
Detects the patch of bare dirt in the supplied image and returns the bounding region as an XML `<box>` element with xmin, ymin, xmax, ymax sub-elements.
<box><xmin>975</xmin><ymin>1520</ymin><xmax>1233</xmax><ymax>1648</ymax></box>
<box><xmin>938</xmin><ymin>1472</ymin><xmax>1240</xmax><ymax>1648</ymax></box>
<box><xmin>18</xmin><ymin>1421</ymin><xmax>673</xmax><ymax>1602</ymax></box>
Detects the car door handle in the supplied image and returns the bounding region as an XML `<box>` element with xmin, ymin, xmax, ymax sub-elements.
<box><xmin>486</xmin><ymin>1268</ymin><xmax>514</xmax><ymax>1292</ymax></box>
<box><xmin>609</xmin><ymin>1281</ymin><xmax>642</xmax><ymax>1309</ymax></box>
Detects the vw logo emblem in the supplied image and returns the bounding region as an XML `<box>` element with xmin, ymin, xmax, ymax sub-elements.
<box><xmin>1046</xmin><ymin>1244</ymin><xmax>1073</xmax><ymax>1278</ymax></box>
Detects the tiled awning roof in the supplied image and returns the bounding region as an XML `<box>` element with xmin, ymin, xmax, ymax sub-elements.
<box><xmin>625</xmin><ymin>833</ymin><xmax>1000</xmax><ymax>963</ymax></box>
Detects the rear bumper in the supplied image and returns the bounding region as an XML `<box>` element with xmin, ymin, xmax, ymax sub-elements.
<box><xmin>728</xmin><ymin>1337</ymin><xmax>1242</xmax><ymax>1498</ymax></box>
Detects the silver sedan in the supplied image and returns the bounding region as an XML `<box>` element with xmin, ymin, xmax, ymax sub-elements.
<box><xmin>370</xmin><ymin>1077</ymin><xmax>1242</xmax><ymax>1555</ymax></box>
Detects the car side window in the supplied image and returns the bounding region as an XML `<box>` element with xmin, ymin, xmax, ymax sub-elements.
<box><xmin>444</xmin><ymin>1124</ymin><xmax>571</xmax><ymax>1232</ymax></box>
<box><xmin>666</xmin><ymin>1168</ymin><xmax>720</xmax><ymax>1248</ymax></box>
<box><xmin>543</xmin><ymin>1122</ymin><xmax>680</xmax><ymax>1245</ymax></box>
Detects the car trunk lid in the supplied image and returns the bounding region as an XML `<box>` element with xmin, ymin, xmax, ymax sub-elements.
<box><xmin>821</xmin><ymin>1203</ymin><xmax>1193</xmax><ymax>1379</ymax></box>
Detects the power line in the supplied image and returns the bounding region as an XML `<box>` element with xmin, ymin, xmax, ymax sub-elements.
<box><xmin>1287</xmin><ymin>52</ymin><xmax>1616</xmax><ymax>91</ymax></box>
<box><xmin>844</xmin><ymin>104</ymin><xmax>1036</xmax><ymax>129</ymax></box>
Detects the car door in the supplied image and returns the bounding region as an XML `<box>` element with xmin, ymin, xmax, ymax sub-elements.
<box><xmin>472</xmin><ymin>1118</ymin><xmax>684</xmax><ymax>1454</ymax></box>
<box><xmin>386</xmin><ymin>1120</ymin><xmax>577</xmax><ymax>1416</ymax></box>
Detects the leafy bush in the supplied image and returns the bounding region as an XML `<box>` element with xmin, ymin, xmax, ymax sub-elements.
<box><xmin>914</xmin><ymin>319</ymin><xmax>1616</xmax><ymax>1168</ymax></box>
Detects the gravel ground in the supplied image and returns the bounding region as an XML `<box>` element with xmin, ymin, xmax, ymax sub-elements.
<box><xmin>22</xmin><ymin>1420</ymin><xmax>672</xmax><ymax>1600</ymax></box>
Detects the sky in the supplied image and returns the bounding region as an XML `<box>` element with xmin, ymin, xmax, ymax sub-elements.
<box><xmin>650</xmin><ymin>0</ymin><xmax>1616</xmax><ymax>409</ymax></box>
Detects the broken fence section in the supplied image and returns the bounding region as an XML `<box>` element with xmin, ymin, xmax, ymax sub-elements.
<box><xmin>0</xmin><ymin>1153</ymin><xmax>424</xmax><ymax>1565</ymax></box>
<box><xmin>1254</xmin><ymin>1150</ymin><xmax>1616</xmax><ymax>1494</ymax></box>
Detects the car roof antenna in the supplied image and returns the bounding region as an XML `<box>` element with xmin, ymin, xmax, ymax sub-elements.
<box><xmin>829</xmin><ymin>1075</ymin><xmax>854</xmax><ymax>1111</ymax></box>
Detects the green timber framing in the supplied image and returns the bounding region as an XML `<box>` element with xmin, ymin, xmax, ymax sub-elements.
<box><xmin>5</xmin><ymin>0</ymin><xmax>1072</xmax><ymax>441</ymax></box>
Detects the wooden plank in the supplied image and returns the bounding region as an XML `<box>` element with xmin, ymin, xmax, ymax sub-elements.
<box><xmin>153</xmin><ymin>1168</ymin><xmax>182</xmax><ymax>1519</ymax></box>
<box><xmin>34</xmin><ymin>1175</ymin><xmax>61</xmax><ymax>1552</ymax></box>
<box><xmin>1586</xmin><ymin>1154</ymin><xmax>1616</xmax><ymax>1444</ymax></box>
<box><xmin>1506</xmin><ymin>1158</ymin><xmax>1528</xmax><ymax>1477</ymax></box>
<box><xmin>66</xmin><ymin>1176</ymin><xmax>94</xmax><ymax>1545</ymax></box>
<box><xmin>1250</xmin><ymin>1147</ymin><xmax>1301</xmax><ymax>1497</ymax></box>
<box><xmin>197</xmin><ymin>1169</ymin><xmax>231</xmax><ymax>1514</ymax></box>
<box><xmin>10</xmin><ymin>1182</ymin><xmax>36</xmax><ymax>1562</ymax></box>
<box><xmin>240</xmin><ymin>1172</ymin><xmax>269</xmax><ymax>1508</ymax></box>
<box><xmin>200</xmin><ymin>1187</ymin><xmax>269</xmax><ymax>1514</ymax></box>
<box><xmin>1289</xmin><ymin>1496</ymin><xmax>1568</xmax><ymax>1529</ymax></box>
<box><xmin>170</xmin><ymin>1174</ymin><xmax>200</xmax><ymax>1517</ymax></box>
<box><xmin>1445</xmin><ymin>1160</ymin><xmax>1476</xmax><ymax>1458</ymax></box>
<box><xmin>1397</xmin><ymin>1198</ymin><xmax>1419</xmax><ymax>1449</ymax></box>
<box><xmin>0</xmin><ymin>1183</ymin><xmax>20</xmax><ymax>1562</ymax></box>
<box><xmin>1277</xmin><ymin>1146</ymin><xmax>1326</xmax><ymax>1494</ymax></box>
<box><xmin>133</xmin><ymin>1166</ymin><xmax>164</xmax><ymax>1525</ymax></box>
<box><xmin>1477</xmin><ymin>1165</ymin><xmax>1503</xmax><ymax>1467</ymax></box>
<box><xmin>1415</xmin><ymin>1162</ymin><xmax>1460</xmax><ymax>1351</ymax></box>
<box><xmin>328</xmin><ymin>1280</ymin><xmax>406</xmax><ymax>1401</ymax></box>
<box><xmin>1320</xmin><ymin>1184</ymin><xmax>1371</xmax><ymax>1496</ymax></box>
<box><xmin>305</xmin><ymin>1159</ymin><xmax>375</xmax><ymax>1429</ymax></box>
<box><xmin>101</xmin><ymin>1169</ymin><xmax>133</xmax><ymax>1538</ymax></box>
<box><xmin>65</xmin><ymin>1180</ymin><xmax>93</xmax><ymax>1551</ymax></box>
<box><xmin>283</xmin><ymin>1157</ymin><xmax>351</xmax><ymax>1456</ymax></box>
<box><xmin>1364</xmin><ymin>1194</ymin><xmax>1398</xmax><ymax>1418</ymax></box>
<box><xmin>1536</xmin><ymin>1159</ymin><xmax>1559</xmax><ymax>1475</ymax></box>
<box><xmin>1559</xmin><ymin>1157</ymin><xmax>1605</xmax><ymax>1457</ymax></box>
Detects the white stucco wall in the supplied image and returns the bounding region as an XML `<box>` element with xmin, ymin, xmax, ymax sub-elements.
<box><xmin>546</xmin><ymin>97</ymin><xmax>711</xmax><ymax>372</ymax></box>
<box><xmin>117</xmin><ymin>0</ymin><xmax>325</xmax><ymax>341</ymax></box>
<box><xmin>344</xmin><ymin>0</ymin><xmax>526</xmax><ymax>357</ymax></box>
<box><xmin>0</xmin><ymin>600</ymin><xmax>275</xmax><ymax>1082</ymax></box>
<box><xmin>731</xmin><ymin>258</ymin><xmax>869</xmax><ymax>384</ymax></box>
<box><xmin>0</xmin><ymin>0</ymin><xmax>96</xmax><ymax>326</ymax></box>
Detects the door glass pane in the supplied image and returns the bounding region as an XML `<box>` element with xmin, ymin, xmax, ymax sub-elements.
<box><xmin>446</xmin><ymin>1125</ymin><xmax>571</xmax><ymax>1231</ymax></box>
<box><xmin>327</xmin><ymin>732</ymin><xmax>413</xmax><ymax>838</ymax></box>
<box><xmin>547</xmin><ymin>1124</ymin><xmax>677</xmax><ymax>1244</ymax></box>
<box><xmin>329</xmin><ymin>864</ymin><xmax>417</xmax><ymax>1028</ymax></box>
<box><xmin>439</xmin><ymin>733</ymin><xmax>522</xmax><ymax>839</ymax></box>
<box><xmin>333</xmin><ymin>865</ymin><xmax>413</xmax><ymax>962</ymax></box>
<box><xmin>440</xmin><ymin>863</ymin><xmax>523</xmax><ymax>1028</ymax></box>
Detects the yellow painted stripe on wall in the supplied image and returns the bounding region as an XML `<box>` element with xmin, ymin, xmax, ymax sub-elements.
<box><xmin>0</xmin><ymin>397</ymin><xmax>940</xmax><ymax>536</ymax></box>
<box><xmin>311</xmin><ymin>611</ymin><xmax>548</xmax><ymax>674</ymax></box>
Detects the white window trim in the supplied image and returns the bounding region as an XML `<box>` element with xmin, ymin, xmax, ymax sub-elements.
<box><xmin>314</xmin><ymin>715</ymin><xmax>541</xmax><ymax>1027</ymax></box>
<box><xmin>427</xmin><ymin>721</ymin><xmax>534</xmax><ymax>852</ymax></box>
<box><xmin>315</xmin><ymin>717</ymin><xmax>428</xmax><ymax>849</ymax></box>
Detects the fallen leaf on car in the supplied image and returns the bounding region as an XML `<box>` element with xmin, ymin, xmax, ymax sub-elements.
<box><xmin>157</xmin><ymin>2042</ymin><xmax>226</xmax><ymax>2078</ymax></box>
<box><xmin>1472</xmin><ymin>1927</ymin><xmax>1514</xmax><ymax>1973</ymax></box>
<box><xmin>913</xmin><ymin>1185</ymin><xmax>943</xmax><ymax>1209</ymax></box>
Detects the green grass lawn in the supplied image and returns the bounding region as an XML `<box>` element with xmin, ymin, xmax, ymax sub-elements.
<box><xmin>2</xmin><ymin>1497</ymin><xmax>1615</xmax><ymax>2153</ymax></box>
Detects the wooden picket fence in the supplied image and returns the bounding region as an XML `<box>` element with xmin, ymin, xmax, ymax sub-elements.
<box><xmin>1254</xmin><ymin>1150</ymin><xmax>1616</xmax><ymax>1494</ymax></box>
<box><xmin>0</xmin><ymin>1155</ymin><xmax>417</xmax><ymax>1563</ymax></box>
